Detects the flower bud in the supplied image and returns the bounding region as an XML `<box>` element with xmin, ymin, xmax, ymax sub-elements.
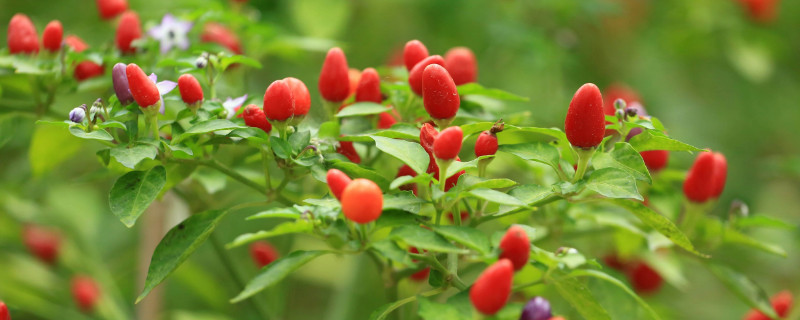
<box><xmin>498</xmin><ymin>225</ymin><xmax>530</xmax><ymax>271</ymax></box>
<box><xmin>444</xmin><ymin>46</ymin><xmax>477</xmax><ymax>85</ymax></box>
<box><xmin>263</xmin><ymin>79</ymin><xmax>294</xmax><ymax>121</ymax></box>
<box><xmin>7</xmin><ymin>14</ymin><xmax>39</xmax><ymax>54</ymax></box>
<box><xmin>326</xmin><ymin>169</ymin><xmax>352</xmax><ymax>201</ymax></box>
<box><xmin>42</xmin><ymin>20</ymin><xmax>63</xmax><ymax>53</ymax></box>
<box><xmin>520</xmin><ymin>297</ymin><xmax>552</xmax><ymax>320</ymax></box>
<box><xmin>71</xmin><ymin>276</ymin><xmax>101</xmax><ymax>312</ymax></box>
<box><xmin>403</xmin><ymin>40</ymin><xmax>429</xmax><ymax>71</ymax></box>
<box><xmin>195</xmin><ymin>56</ymin><xmax>208</xmax><ymax>69</ymax></box>
<box><xmin>177</xmin><ymin>74</ymin><xmax>204</xmax><ymax>107</ymax></box>
<box><xmin>126</xmin><ymin>63</ymin><xmax>160</xmax><ymax>108</ymax></box>
<box><xmin>470</xmin><ymin>259</ymin><xmax>514</xmax><ymax>315</ymax></box>
<box><xmin>116</xmin><ymin>11</ymin><xmax>142</xmax><ymax>54</ymax></box>
<box><xmin>97</xmin><ymin>0</ymin><xmax>128</xmax><ymax>20</ymax></box>
<box><xmin>250</xmin><ymin>241</ymin><xmax>279</xmax><ymax>268</ymax></box>
<box><xmin>603</xmin><ymin>84</ymin><xmax>640</xmax><ymax>116</ymax></box>
<box><xmin>565</xmin><ymin>83</ymin><xmax>605</xmax><ymax>148</ymax></box>
<box><xmin>341</xmin><ymin>179</ymin><xmax>383</xmax><ymax>224</ymax></box>
<box><xmin>318</xmin><ymin>47</ymin><xmax>350</xmax><ymax>103</ymax></box>
<box><xmin>408</xmin><ymin>55</ymin><xmax>445</xmax><ymax>96</ymax></box>
<box><xmin>242</xmin><ymin>104</ymin><xmax>271</xmax><ymax>133</ymax></box>
<box><xmin>112</xmin><ymin>63</ymin><xmax>134</xmax><ymax>105</ymax></box>
<box><xmin>69</xmin><ymin>106</ymin><xmax>86</xmax><ymax>123</ymax></box>
<box><xmin>355</xmin><ymin>68</ymin><xmax>382</xmax><ymax>104</ymax></box>
<box><xmin>433</xmin><ymin>126</ymin><xmax>463</xmax><ymax>160</ymax></box>
<box><xmin>422</xmin><ymin>64</ymin><xmax>460</xmax><ymax>121</ymax></box>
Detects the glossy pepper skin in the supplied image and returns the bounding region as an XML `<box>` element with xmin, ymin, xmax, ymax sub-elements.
<box><xmin>470</xmin><ymin>259</ymin><xmax>514</xmax><ymax>315</ymax></box>
<box><xmin>284</xmin><ymin>77</ymin><xmax>311</xmax><ymax>117</ymax></box>
<box><xmin>242</xmin><ymin>104</ymin><xmax>272</xmax><ymax>133</ymax></box>
<box><xmin>422</xmin><ymin>64</ymin><xmax>460</xmax><ymax>120</ymax></box>
<box><xmin>498</xmin><ymin>225</ymin><xmax>530</xmax><ymax>271</ymax></box>
<box><xmin>341</xmin><ymin>179</ymin><xmax>383</xmax><ymax>224</ymax></box>
<box><xmin>565</xmin><ymin>83</ymin><xmax>605</xmax><ymax>148</ymax></box>
<box><xmin>7</xmin><ymin>14</ymin><xmax>39</xmax><ymax>54</ymax></box>
<box><xmin>408</xmin><ymin>55</ymin><xmax>445</xmax><ymax>96</ymax></box>
<box><xmin>444</xmin><ymin>46</ymin><xmax>477</xmax><ymax>85</ymax></box>
<box><xmin>42</xmin><ymin>20</ymin><xmax>63</xmax><ymax>53</ymax></box>
<box><xmin>433</xmin><ymin>126</ymin><xmax>463</xmax><ymax>160</ymax></box>
<box><xmin>326</xmin><ymin>169</ymin><xmax>352</xmax><ymax>201</ymax></box>
<box><xmin>72</xmin><ymin>276</ymin><xmax>101</xmax><ymax>313</ymax></box>
<box><xmin>250</xmin><ymin>241</ymin><xmax>279</xmax><ymax>268</ymax></box>
<box><xmin>318</xmin><ymin>47</ymin><xmax>350</xmax><ymax>103</ymax></box>
<box><xmin>97</xmin><ymin>0</ymin><xmax>128</xmax><ymax>20</ymax></box>
<box><xmin>403</xmin><ymin>40</ymin><xmax>429</xmax><ymax>71</ymax></box>
<box><xmin>115</xmin><ymin>11</ymin><xmax>142</xmax><ymax>54</ymax></box>
<box><xmin>355</xmin><ymin>68</ymin><xmax>382</xmax><ymax>104</ymax></box>
<box><xmin>475</xmin><ymin>131</ymin><xmax>498</xmax><ymax>157</ymax></box>
<box><xmin>682</xmin><ymin>152</ymin><xmax>717</xmax><ymax>203</ymax></box>
<box><xmin>709</xmin><ymin>152</ymin><xmax>727</xmax><ymax>198</ymax></box>
<box><xmin>263</xmin><ymin>80</ymin><xmax>295</xmax><ymax>121</ymax></box>
<box><xmin>126</xmin><ymin>64</ymin><xmax>160</xmax><ymax>108</ymax></box>
<box><xmin>178</xmin><ymin>74</ymin><xmax>204</xmax><ymax>105</ymax></box>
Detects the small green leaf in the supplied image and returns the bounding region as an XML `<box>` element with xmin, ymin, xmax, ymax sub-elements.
<box><xmin>390</xmin><ymin>226</ymin><xmax>466</xmax><ymax>253</ymax></box>
<box><xmin>336</xmin><ymin>102</ymin><xmax>388</xmax><ymax>117</ymax></box>
<box><xmin>227</xmin><ymin>220</ymin><xmax>313</xmax><ymax>248</ymax></box>
<box><xmin>69</xmin><ymin>126</ymin><xmax>113</xmax><ymax>141</ymax></box>
<box><xmin>564</xmin><ymin>269</ymin><xmax>662</xmax><ymax>320</ymax></box>
<box><xmin>371</xmin><ymin>136</ymin><xmax>430</xmax><ymax>176</ymax></box>
<box><xmin>109</xmin><ymin>166</ymin><xmax>167</xmax><ymax>227</ymax></box>
<box><xmin>706</xmin><ymin>263</ymin><xmax>777</xmax><ymax>318</ymax></box>
<box><xmin>418</xmin><ymin>297</ymin><xmax>461</xmax><ymax>320</ymax></box>
<box><xmin>467</xmin><ymin>188</ymin><xmax>526</xmax><ymax>207</ymax></box>
<box><xmin>509</xmin><ymin>184</ymin><xmax>554</xmax><ymax>205</ymax></box>
<box><xmin>628</xmin><ymin>130</ymin><xmax>702</xmax><ymax>152</ymax></box>
<box><xmin>231</xmin><ymin>251</ymin><xmax>327</xmax><ymax>303</ymax></box>
<box><xmin>550</xmin><ymin>272</ymin><xmax>612</xmax><ymax>320</ymax></box>
<box><xmin>459</xmin><ymin>122</ymin><xmax>493</xmax><ymax>137</ymax></box>
<box><xmin>586</xmin><ymin>168</ymin><xmax>643</xmax><ymax>200</ymax></box>
<box><xmin>457</xmin><ymin>83</ymin><xmax>529</xmax><ymax>101</ymax></box>
<box><xmin>383</xmin><ymin>192</ymin><xmax>426</xmax><ymax>212</ymax></box>
<box><xmin>318</xmin><ymin>121</ymin><xmax>340</xmax><ymax>138</ymax></box>
<box><xmin>445</xmin><ymin>157</ymin><xmax>486</xmax><ymax>178</ymax></box>
<box><xmin>136</xmin><ymin>210</ymin><xmax>228</xmax><ymax>303</ymax></box>
<box><xmin>498</xmin><ymin>142</ymin><xmax>560</xmax><ymax>169</ymax></box>
<box><xmin>288</xmin><ymin>130</ymin><xmax>311</xmax><ymax>154</ymax></box>
<box><xmin>110</xmin><ymin>144</ymin><xmax>158</xmax><ymax>169</ymax></box>
<box><xmin>734</xmin><ymin>215</ymin><xmax>797</xmax><ymax>230</ymax></box>
<box><xmin>592</xmin><ymin>142</ymin><xmax>652</xmax><ymax>183</ymax></box>
<box><xmin>722</xmin><ymin>226</ymin><xmax>787</xmax><ymax>257</ymax></box>
<box><xmin>221</xmin><ymin>55</ymin><xmax>263</xmax><ymax>70</ymax></box>
<box><xmin>432</xmin><ymin>225</ymin><xmax>491</xmax><ymax>255</ymax></box>
<box><xmin>270</xmin><ymin>136</ymin><xmax>293</xmax><ymax>159</ymax></box>
<box><xmin>328</xmin><ymin>161</ymin><xmax>391</xmax><ymax>190</ymax></box>
<box><xmin>179</xmin><ymin>119</ymin><xmax>246</xmax><ymax>140</ymax></box>
<box><xmin>246</xmin><ymin>208</ymin><xmax>302</xmax><ymax>220</ymax></box>
<box><xmin>610</xmin><ymin>199</ymin><xmax>706</xmax><ymax>257</ymax></box>
<box><xmin>462</xmin><ymin>176</ymin><xmax>517</xmax><ymax>191</ymax></box>
<box><xmin>375</xmin><ymin>210</ymin><xmax>426</xmax><ymax>230</ymax></box>
<box><xmin>370</xmin><ymin>239</ymin><xmax>414</xmax><ymax>265</ymax></box>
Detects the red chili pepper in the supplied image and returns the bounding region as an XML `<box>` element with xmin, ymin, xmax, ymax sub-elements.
<box><xmin>470</xmin><ymin>259</ymin><xmax>514</xmax><ymax>315</ymax></box>
<box><xmin>341</xmin><ymin>179</ymin><xmax>383</xmax><ymax>224</ymax></box>
<box><xmin>242</xmin><ymin>104</ymin><xmax>272</xmax><ymax>133</ymax></box>
<box><xmin>201</xmin><ymin>23</ymin><xmax>242</xmax><ymax>54</ymax></box>
<box><xmin>178</xmin><ymin>74</ymin><xmax>204</xmax><ymax>106</ymax></box>
<box><xmin>285</xmin><ymin>77</ymin><xmax>311</xmax><ymax>118</ymax></box>
<box><xmin>71</xmin><ymin>276</ymin><xmax>101</xmax><ymax>313</ymax></box>
<box><xmin>498</xmin><ymin>225</ymin><xmax>530</xmax><ymax>271</ymax></box>
<box><xmin>7</xmin><ymin>14</ymin><xmax>39</xmax><ymax>54</ymax></box>
<box><xmin>433</xmin><ymin>126</ymin><xmax>463</xmax><ymax>160</ymax></box>
<box><xmin>326</xmin><ymin>169</ymin><xmax>352</xmax><ymax>201</ymax></box>
<box><xmin>564</xmin><ymin>83</ymin><xmax>605</xmax><ymax>148</ymax></box>
<box><xmin>682</xmin><ymin>152</ymin><xmax>716</xmax><ymax>203</ymax></box>
<box><xmin>263</xmin><ymin>79</ymin><xmax>295</xmax><ymax>121</ymax></box>
<box><xmin>318</xmin><ymin>47</ymin><xmax>350</xmax><ymax>103</ymax></box>
<box><xmin>116</xmin><ymin>11</ymin><xmax>141</xmax><ymax>54</ymax></box>
<box><xmin>355</xmin><ymin>68</ymin><xmax>382</xmax><ymax>104</ymax></box>
<box><xmin>126</xmin><ymin>63</ymin><xmax>160</xmax><ymax>108</ymax></box>
<box><xmin>422</xmin><ymin>64</ymin><xmax>460</xmax><ymax>121</ymax></box>
<box><xmin>408</xmin><ymin>55</ymin><xmax>445</xmax><ymax>96</ymax></box>
<box><xmin>250</xmin><ymin>241</ymin><xmax>279</xmax><ymax>268</ymax></box>
<box><xmin>444</xmin><ymin>46</ymin><xmax>477</xmax><ymax>85</ymax></box>
<box><xmin>403</xmin><ymin>39</ymin><xmax>429</xmax><ymax>71</ymax></box>
<box><xmin>42</xmin><ymin>20</ymin><xmax>63</xmax><ymax>53</ymax></box>
<box><xmin>97</xmin><ymin>0</ymin><xmax>128</xmax><ymax>20</ymax></box>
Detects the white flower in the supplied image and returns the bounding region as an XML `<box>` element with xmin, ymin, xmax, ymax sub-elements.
<box><xmin>148</xmin><ymin>14</ymin><xmax>193</xmax><ymax>54</ymax></box>
<box><xmin>222</xmin><ymin>94</ymin><xmax>248</xmax><ymax>119</ymax></box>
<box><xmin>147</xmin><ymin>73</ymin><xmax>177</xmax><ymax>114</ymax></box>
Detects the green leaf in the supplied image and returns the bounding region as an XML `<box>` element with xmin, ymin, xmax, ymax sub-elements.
<box><xmin>109</xmin><ymin>166</ymin><xmax>167</xmax><ymax>227</ymax></box>
<box><xmin>498</xmin><ymin>142</ymin><xmax>560</xmax><ymax>169</ymax></box>
<box><xmin>110</xmin><ymin>144</ymin><xmax>158</xmax><ymax>169</ymax></box>
<box><xmin>136</xmin><ymin>210</ymin><xmax>228</xmax><ymax>303</ymax></box>
<box><xmin>270</xmin><ymin>136</ymin><xmax>293</xmax><ymax>159</ymax></box>
<box><xmin>565</xmin><ymin>269</ymin><xmax>662</xmax><ymax>320</ymax></box>
<box><xmin>508</xmin><ymin>184</ymin><xmax>554</xmax><ymax>205</ymax></box>
<box><xmin>628</xmin><ymin>130</ymin><xmax>702</xmax><ymax>152</ymax></box>
<box><xmin>722</xmin><ymin>227</ymin><xmax>787</xmax><ymax>257</ymax></box>
<box><xmin>550</xmin><ymin>273</ymin><xmax>612</xmax><ymax>320</ymax></box>
<box><xmin>329</xmin><ymin>161</ymin><xmax>391</xmax><ymax>190</ymax></box>
<box><xmin>456</xmin><ymin>83</ymin><xmax>529</xmax><ymax>101</ymax></box>
<box><xmin>734</xmin><ymin>215</ymin><xmax>797</xmax><ymax>230</ymax></box>
<box><xmin>98</xmin><ymin>120</ymin><xmax>126</xmax><ymax>130</ymax></box>
<box><xmin>318</xmin><ymin>121</ymin><xmax>340</xmax><ymax>138</ymax></box>
<box><xmin>444</xmin><ymin>157</ymin><xmax>486</xmax><ymax>178</ymax></box>
<box><xmin>375</xmin><ymin>210</ymin><xmax>426</xmax><ymax>230</ymax></box>
<box><xmin>226</xmin><ymin>220</ymin><xmax>313</xmax><ymax>248</ymax></box>
<box><xmin>370</xmin><ymin>239</ymin><xmax>414</xmax><ymax>265</ymax></box>
<box><xmin>179</xmin><ymin>119</ymin><xmax>245</xmax><ymax>140</ymax></box>
<box><xmin>592</xmin><ymin>142</ymin><xmax>652</xmax><ymax>183</ymax></box>
<box><xmin>30</xmin><ymin>122</ymin><xmax>81</xmax><ymax>176</ymax></box>
<box><xmin>370</xmin><ymin>135</ymin><xmax>430</xmax><ymax>176</ymax></box>
<box><xmin>69</xmin><ymin>126</ymin><xmax>113</xmax><ymax>141</ymax></box>
<box><xmin>288</xmin><ymin>130</ymin><xmax>311</xmax><ymax>154</ymax></box>
<box><xmin>336</xmin><ymin>102</ymin><xmax>388</xmax><ymax>117</ymax></box>
<box><xmin>706</xmin><ymin>263</ymin><xmax>777</xmax><ymax>318</ymax></box>
<box><xmin>383</xmin><ymin>192</ymin><xmax>426</xmax><ymax>212</ymax></box>
<box><xmin>461</xmin><ymin>176</ymin><xmax>517</xmax><ymax>191</ymax></box>
<box><xmin>610</xmin><ymin>199</ymin><xmax>706</xmax><ymax>257</ymax></box>
<box><xmin>585</xmin><ymin>168</ymin><xmax>643</xmax><ymax>200</ymax></box>
<box><xmin>221</xmin><ymin>54</ymin><xmax>263</xmax><ymax>69</ymax></box>
<box><xmin>459</xmin><ymin>122</ymin><xmax>493</xmax><ymax>137</ymax></box>
<box><xmin>246</xmin><ymin>207</ymin><xmax>302</xmax><ymax>220</ymax></box>
<box><xmin>390</xmin><ymin>226</ymin><xmax>466</xmax><ymax>253</ymax></box>
<box><xmin>418</xmin><ymin>297</ymin><xmax>461</xmax><ymax>320</ymax></box>
<box><xmin>467</xmin><ymin>188</ymin><xmax>526</xmax><ymax>207</ymax></box>
<box><xmin>432</xmin><ymin>226</ymin><xmax>491</xmax><ymax>255</ymax></box>
<box><xmin>231</xmin><ymin>251</ymin><xmax>327</xmax><ymax>303</ymax></box>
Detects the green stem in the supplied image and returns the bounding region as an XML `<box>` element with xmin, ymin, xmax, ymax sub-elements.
<box><xmin>203</xmin><ymin>158</ymin><xmax>266</xmax><ymax>195</ymax></box>
<box><xmin>261</xmin><ymin>148</ymin><xmax>273</xmax><ymax>191</ymax></box>
<box><xmin>376</xmin><ymin>287</ymin><xmax>446</xmax><ymax>319</ymax></box>
<box><xmin>513</xmin><ymin>279</ymin><xmax>545</xmax><ymax>291</ymax></box>
<box><xmin>209</xmin><ymin>232</ymin><xmax>273</xmax><ymax>319</ymax></box>
<box><xmin>571</xmin><ymin>147</ymin><xmax>595</xmax><ymax>183</ymax></box>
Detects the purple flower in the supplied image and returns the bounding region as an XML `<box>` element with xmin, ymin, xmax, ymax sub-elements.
<box><xmin>69</xmin><ymin>106</ymin><xmax>86</xmax><ymax>123</ymax></box>
<box><xmin>519</xmin><ymin>297</ymin><xmax>551</xmax><ymax>320</ymax></box>
<box><xmin>222</xmin><ymin>94</ymin><xmax>248</xmax><ymax>119</ymax></box>
<box><xmin>147</xmin><ymin>73</ymin><xmax>177</xmax><ymax>114</ymax></box>
<box><xmin>148</xmin><ymin>14</ymin><xmax>192</xmax><ymax>54</ymax></box>
<box><xmin>112</xmin><ymin>63</ymin><xmax>134</xmax><ymax>105</ymax></box>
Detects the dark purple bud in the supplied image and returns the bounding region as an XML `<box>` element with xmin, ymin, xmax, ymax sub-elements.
<box><xmin>112</xmin><ymin>63</ymin><xmax>134</xmax><ymax>105</ymax></box>
<box><xmin>626</xmin><ymin>102</ymin><xmax>648</xmax><ymax>117</ymax></box>
<box><xmin>626</xmin><ymin>127</ymin><xmax>643</xmax><ymax>141</ymax></box>
<box><xmin>69</xmin><ymin>106</ymin><xmax>86</xmax><ymax>123</ymax></box>
<box><xmin>520</xmin><ymin>296</ymin><xmax>552</xmax><ymax>320</ymax></box>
